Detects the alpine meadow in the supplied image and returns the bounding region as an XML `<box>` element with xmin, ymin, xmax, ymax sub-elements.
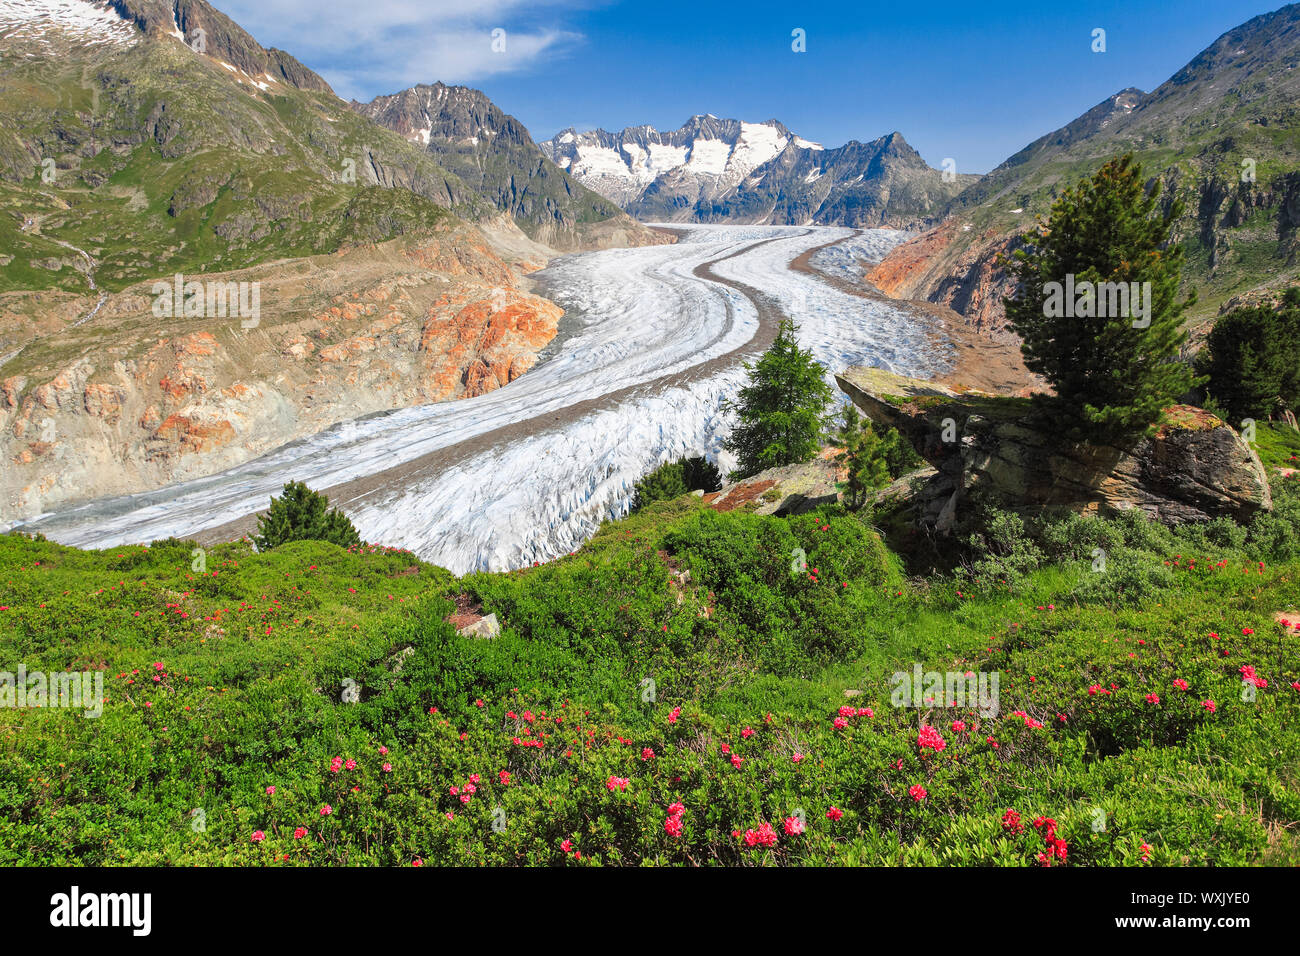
<box><xmin>1</xmin><ymin>0</ymin><xmax>1298</xmax><ymax>927</ymax></box>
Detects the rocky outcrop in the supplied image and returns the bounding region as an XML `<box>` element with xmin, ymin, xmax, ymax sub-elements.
<box><xmin>866</xmin><ymin>223</ymin><xmax>1024</xmax><ymax>338</ymax></box>
<box><xmin>703</xmin><ymin>457</ymin><xmax>842</xmax><ymax>516</ymax></box>
<box><xmin>108</xmin><ymin>0</ymin><xmax>334</xmax><ymax>93</ymax></box>
<box><xmin>837</xmin><ymin>366</ymin><xmax>1272</xmax><ymax>530</ymax></box>
<box><xmin>456</xmin><ymin>613</ymin><xmax>500</xmax><ymax>640</ymax></box>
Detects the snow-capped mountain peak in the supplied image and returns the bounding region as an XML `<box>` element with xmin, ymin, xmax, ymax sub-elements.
<box><xmin>540</xmin><ymin>116</ymin><xmax>794</xmax><ymax>207</ymax></box>
<box><xmin>543</xmin><ymin>116</ymin><xmax>971</xmax><ymax>228</ymax></box>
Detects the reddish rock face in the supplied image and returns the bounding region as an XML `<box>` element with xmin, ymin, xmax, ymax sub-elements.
<box><xmin>3</xmin><ymin>376</ymin><xmax>26</xmax><ymax>410</ymax></box>
<box><xmin>867</xmin><ymin>223</ymin><xmax>1022</xmax><ymax>338</ymax></box>
<box><xmin>1</xmin><ymin>225</ymin><xmax>563</xmax><ymax>521</ymax></box>
<box><xmin>152</xmin><ymin>414</ymin><xmax>238</xmax><ymax>454</ymax></box>
<box><xmin>866</xmin><ymin>222</ymin><xmax>957</xmax><ymax>296</ymax></box>
<box><xmin>462</xmin><ymin>359</ymin><xmax>496</xmax><ymax>396</ymax></box>
<box><xmin>83</xmin><ymin>383</ymin><xmax>126</xmax><ymax>422</ymax></box>
<box><xmin>33</xmin><ymin>370</ymin><xmax>77</xmax><ymax>410</ymax></box>
<box><xmin>419</xmin><ymin>288</ymin><xmax>561</xmax><ymax>399</ymax></box>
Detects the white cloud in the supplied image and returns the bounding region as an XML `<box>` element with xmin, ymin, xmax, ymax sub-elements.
<box><xmin>426</xmin><ymin>28</ymin><xmax>582</xmax><ymax>82</ymax></box>
<box><xmin>214</xmin><ymin>0</ymin><xmax>589</xmax><ymax>99</ymax></box>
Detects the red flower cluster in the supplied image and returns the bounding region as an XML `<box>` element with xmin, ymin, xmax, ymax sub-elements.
<box><xmin>1008</xmin><ymin>710</ymin><xmax>1044</xmax><ymax>729</ymax></box>
<box><xmin>1240</xmin><ymin>664</ymin><xmax>1268</xmax><ymax>689</ymax></box>
<box><xmin>917</xmin><ymin>725</ymin><xmax>946</xmax><ymax>753</ymax></box>
<box><xmin>742</xmin><ymin>822</ymin><xmax>779</xmax><ymax>847</ymax></box>
<box><xmin>833</xmin><ymin>704</ymin><xmax>873</xmax><ymax>729</ymax></box>
<box><xmin>1033</xmin><ymin>817</ymin><xmax>1068</xmax><ymax>866</ymax></box>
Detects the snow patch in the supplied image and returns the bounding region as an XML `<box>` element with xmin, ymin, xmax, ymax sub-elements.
<box><xmin>732</xmin><ymin>122</ymin><xmax>788</xmax><ymax>172</ymax></box>
<box><xmin>685</xmin><ymin>138</ymin><xmax>731</xmax><ymax>176</ymax></box>
<box><xmin>0</xmin><ymin>0</ymin><xmax>138</xmax><ymax>48</ymax></box>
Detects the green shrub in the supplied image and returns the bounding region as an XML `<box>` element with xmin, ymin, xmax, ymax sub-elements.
<box><xmin>1037</xmin><ymin>512</ymin><xmax>1126</xmax><ymax>562</ymax></box>
<box><xmin>2</xmin><ymin>473</ymin><xmax>1298</xmax><ymax>867</ymax></box>
<box><xmin>1069</xmin><ymin>546</ymin><xmax>1174</xmax><ymax>605</ymax></box>
<box><xmin>963</xmin><ymin>508</ymin><xmax>1043</xmax><ymax>592</ymax></box>
<box><xmin>254</xmin><ymin>481</ymin><xmax>362</xmax><ymax>551</ymax></box>
<box><xmin>1109</xmin><ymin>507</ymin><xmax>1177</xmax><ymax>554</ymax></box>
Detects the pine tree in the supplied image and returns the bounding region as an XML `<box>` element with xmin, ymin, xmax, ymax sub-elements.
<box><xmin>834</xmin><ymin>404</ymin><xmax>890</xmax><ymax>510</ymax></box>
<box><xmin>630</xmin><ymin>456</ymin><xmax>722</xmax><ymax>512</ymax></box>
<box><xmin>254</xmin><ymin>481</ymin><xmax>362</xmax><ymax>551</ymax></box>
<box><xmin>1195</xmin><ymin>290</ymin><xmax>1300</xmax><ymax>425</ymax></box>
<box><xmin>723</xmin><ymin>319</ymin><xmax>833</xmax><ymax>480</ymax></box>
<box><xmin>680</xmin><ymin>455</ymin><xmax>723</xmax><ymax>495</ymax></box>
<box><xmin>1004</xmin><ymin>154</ymin><xmax>1201</xmax><ymax>440</ymax></box>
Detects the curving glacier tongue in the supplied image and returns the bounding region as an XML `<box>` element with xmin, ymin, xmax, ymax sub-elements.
<box><xmin>14</xmin><ymin>225</ymin><xmax>945</xmax><ymax>574</ymax></box>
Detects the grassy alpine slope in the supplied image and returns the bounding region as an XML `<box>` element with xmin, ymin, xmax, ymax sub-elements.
<box><xmin>2</xmin><ymin>427</ymin><xmax>1299</xmax><ymax>866</ymax></box>
<box><xmin>0</xmin><ymin>33</ymin><xmax>480</xmax><ymax>298</ymax></box>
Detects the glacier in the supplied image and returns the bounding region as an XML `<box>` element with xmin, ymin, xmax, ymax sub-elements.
<box><xmin>12</xmin><ymin>225</ymin><xmax>945</xmax><ymax>574</ymax></box>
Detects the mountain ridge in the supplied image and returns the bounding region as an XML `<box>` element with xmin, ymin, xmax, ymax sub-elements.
<box><xmin>872</xmin><ymin>2</ymin><xmax>1300</xmax><ymax>331</ymax></box>
<box><xmin>0</xmin><ymin>0</ymin><xmax>578</xmax><ymax>519</ymax></box>
<box><xmin>541</xmin><ymin>115</ymin><xmax>975</xmax><ymax>228</ymax></box>
<box><xmin>354</xmin><ymin>83</ymin><xmax>668</xmax><ymax>251</ymax></box>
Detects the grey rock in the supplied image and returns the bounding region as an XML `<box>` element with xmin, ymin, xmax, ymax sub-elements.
<box><xmin>703</xmin><ymin>458</ymin><xmax>841</xmax><ymax>515</ymax></box>
<box><xmin>388</xmin><ymin>645</ymin><xmax>415</xmax><ymax>674</ymax></box>
<box><xmin>837</xmin><ymin>366</ymin><xmax>1272</xmax><ymax>528</ymax></box>
<box><xmin>457</xmin><ymin>612</ymin><xmax>500</xmax><ymax>640</ymax></box>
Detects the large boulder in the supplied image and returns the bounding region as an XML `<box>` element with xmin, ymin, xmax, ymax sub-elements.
<box><xmin>836</xmin><ymin>366</ymin><xmax>1271</xmax><ymax>530</ymax></box>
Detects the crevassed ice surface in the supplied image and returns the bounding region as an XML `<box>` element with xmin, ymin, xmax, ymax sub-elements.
<box><xmin>12</xmin><ymin>226</ymin><xmax>943</xmax><ymax>574</ymax></box>
<box><xmin>809</xmin><ymin>228</ymin><xmax>909</xmax><ymax>282</ymax></box>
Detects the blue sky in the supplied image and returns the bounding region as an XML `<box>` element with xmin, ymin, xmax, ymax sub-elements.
<box><xmin>219</xmin><ymin>0</ymin><xmax>1284</xmax><ymax>173</ymax></box>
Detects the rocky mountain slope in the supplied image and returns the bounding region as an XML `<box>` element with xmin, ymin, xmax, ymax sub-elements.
<box><xmin>0</xmin><ymin>0</ymin><xmax>497</xmax><ymax>298</ymax></box>
<box><xmin>0</xmin><ymin>0</ymin><xmax>574</xmax><ymax>520</ymax></box>
<box><xmin>541</xmin><ymin>117</ymin><xmax>974</xmax><ymax>228</ymax></box>
<box><xmin>1</xmin><ymin>221</ymin><xmax>562</xmax><ymax>521</ymax></box>
<box><xmin>355</xmin><ymin>83</ymin><xmax>669</xmax><ymax>251</ymax></box>
<box><xmin>870</xmin><ymin>3</ymin><xmax>1300</xmax><ymax>333</ymax></box>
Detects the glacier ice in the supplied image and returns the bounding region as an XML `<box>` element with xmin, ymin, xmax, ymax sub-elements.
<box><xmin>13</xmin><ymin>226</ymin><xmax>950</xmax><ymax>574</ymax></box>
